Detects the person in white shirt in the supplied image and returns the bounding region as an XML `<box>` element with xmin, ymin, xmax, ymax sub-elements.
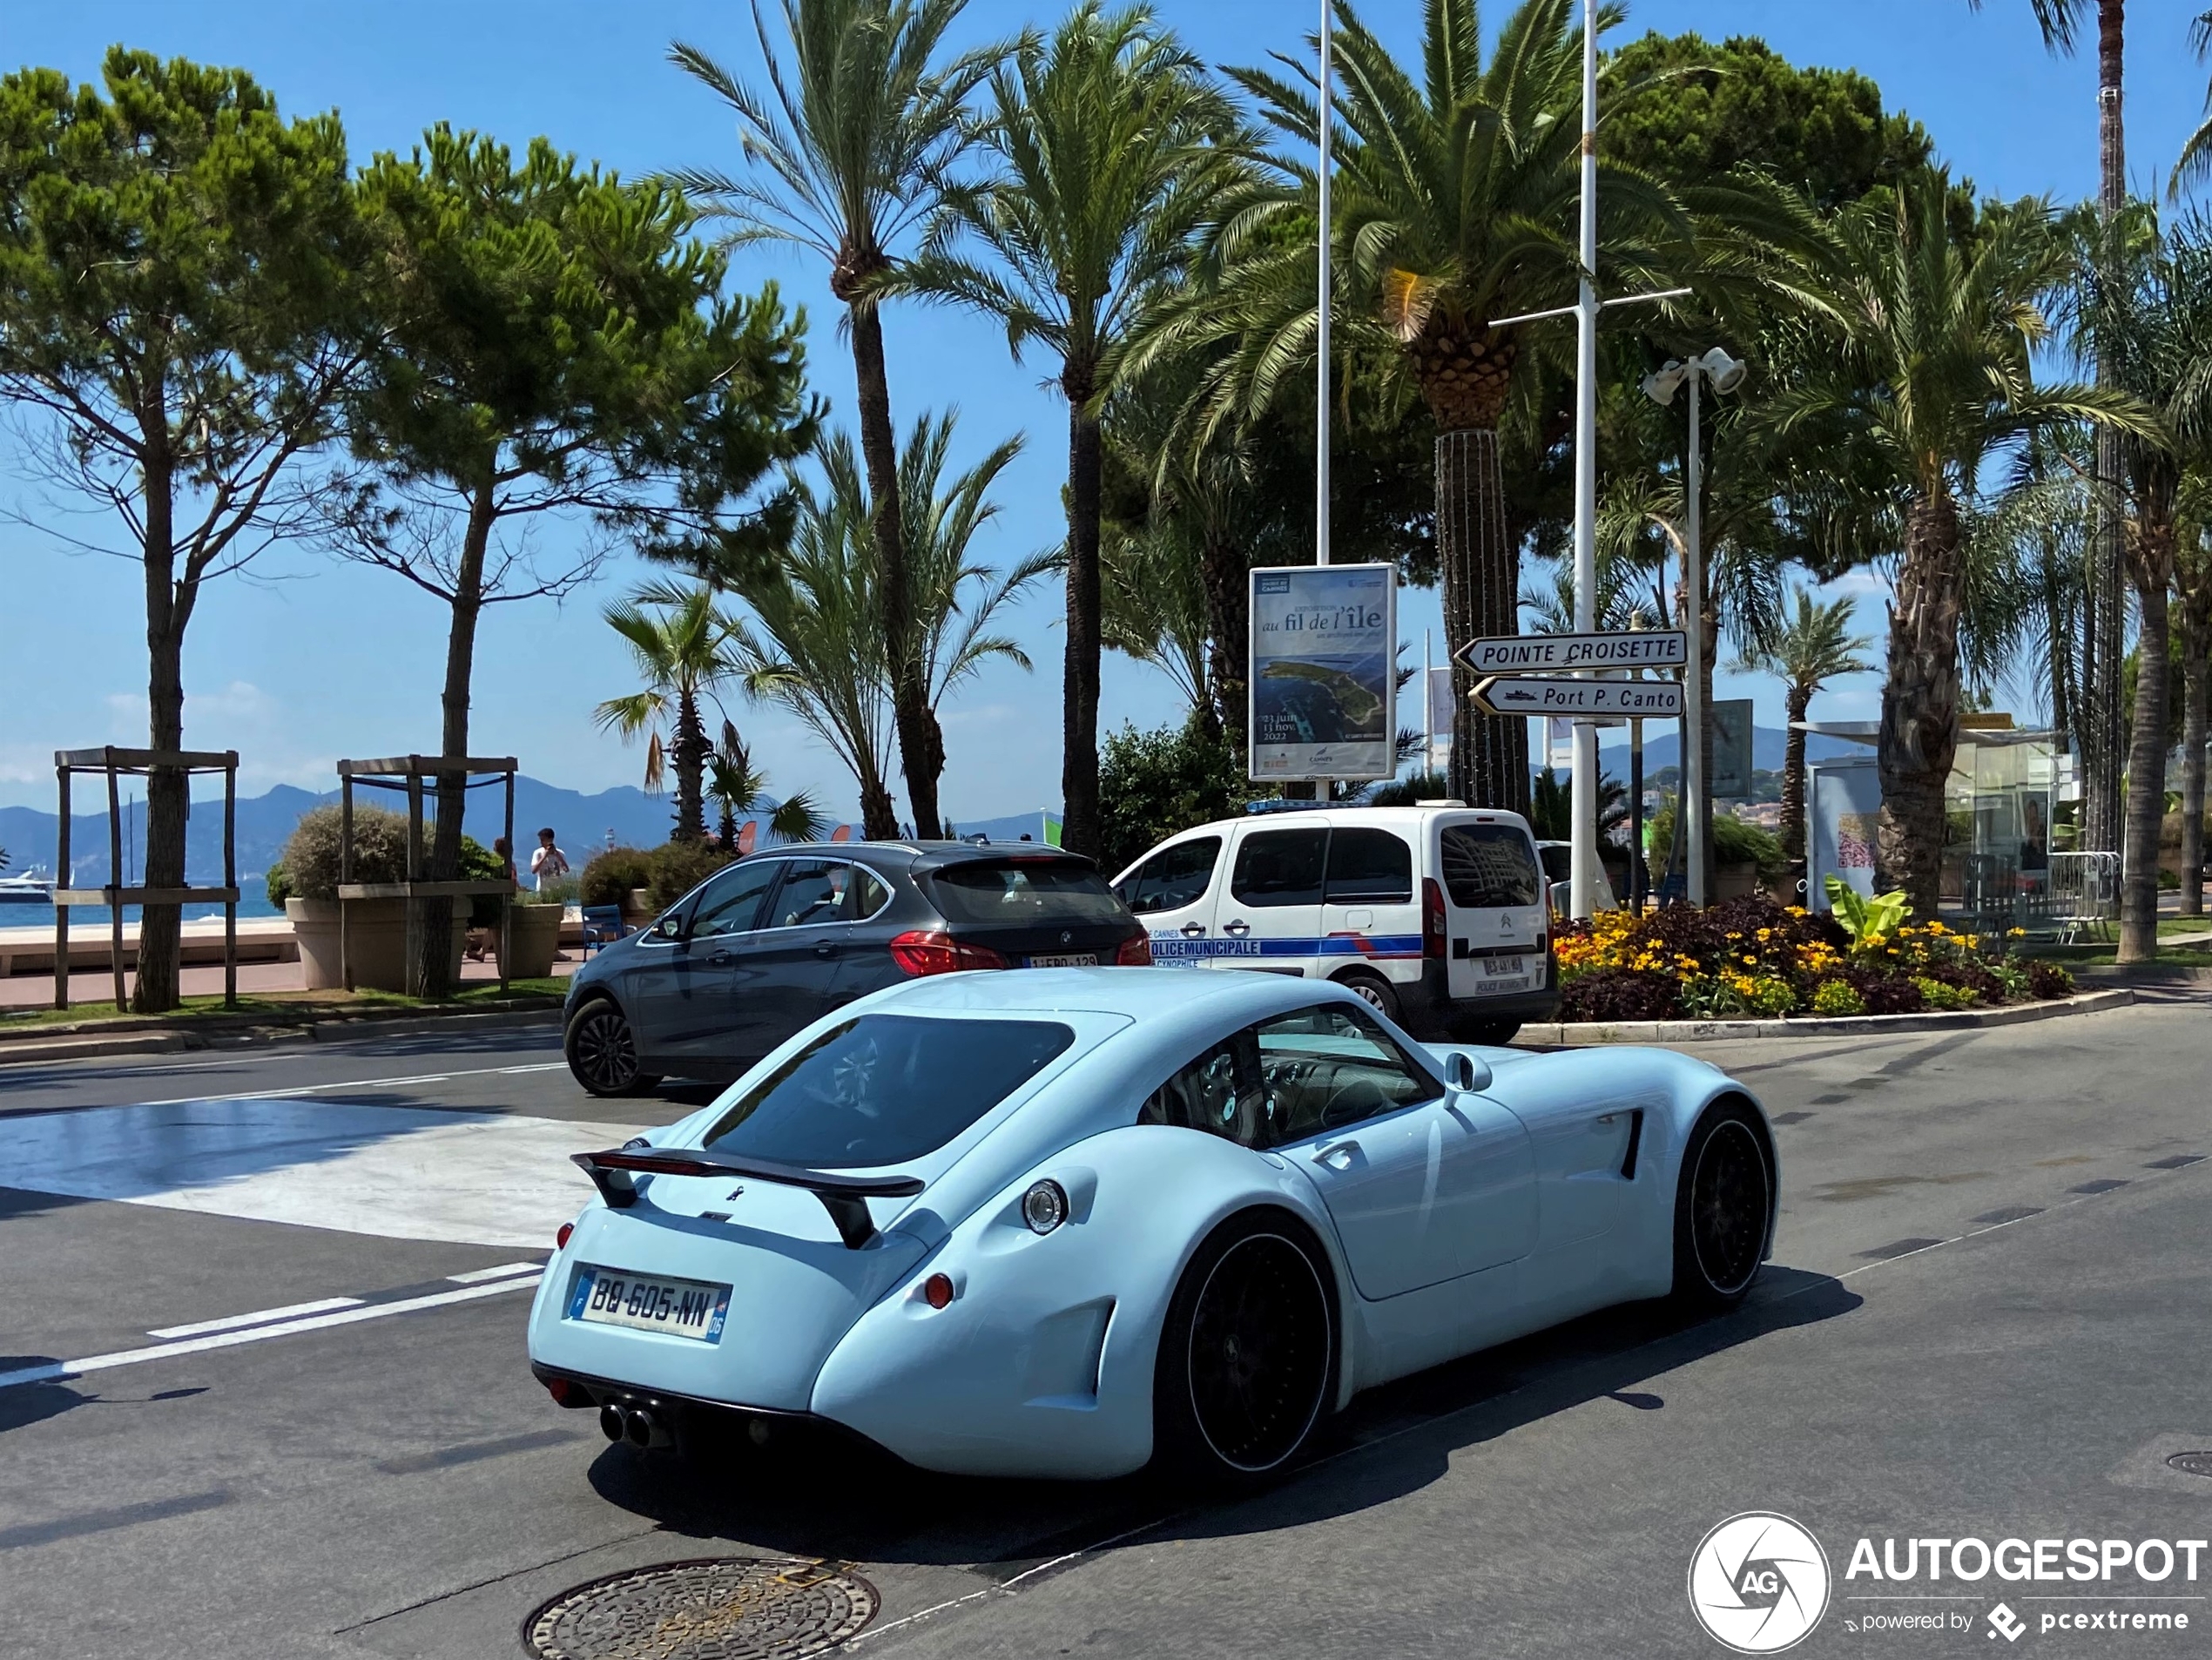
<box><xmin>529</xmin><ymin>828</ymin><xmax>570</xmax><ymax>892</ymax></box>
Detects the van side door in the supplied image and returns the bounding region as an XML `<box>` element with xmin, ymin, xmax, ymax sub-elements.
<box><xmin>1219</xmin><ymin>825</ymin><xmax>1330</xmax><ymax>977</ymax></box>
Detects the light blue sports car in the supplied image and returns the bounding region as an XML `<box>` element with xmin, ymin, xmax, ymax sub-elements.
<box><xmin>527</xmin><ymin>967</ymin><xmax>1777</xmax><ymax>1481</ymax></box>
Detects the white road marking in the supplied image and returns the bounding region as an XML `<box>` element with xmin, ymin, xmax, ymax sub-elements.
<box><xmin>445</xmin><ymin>1262</ymin><xmax>544</xmax><ymax>1285</ymax></box>
<box><xmin>147</xmin><ymin>1296</ymin><xmax>365</xmax><ymax>1339</ymax></box>
<box><xmin>0</xmin><ymin>1274</ymin><xmax>542</xmax><ymax>1392</ymax></box>
<box><xmin>128</xmin><ymin>1061</ymin><xmax>569</xmax><ymax>1110</ymax></box>
<box><xmin>0</xmin><ymin>1100</ymin><xmax>643</xmax><ymax>1248</ymax></box>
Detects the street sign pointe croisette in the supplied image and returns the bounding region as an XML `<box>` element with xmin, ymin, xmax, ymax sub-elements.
<box><xmin>1457</xmin><ymin>630</ymin><xmax>1688</xmax><ymax>673</ymax></box>
<box><xmin>1472</xmin><ymin>676</ymin><xmax>1684</xmax><ymax>719</ymax></box>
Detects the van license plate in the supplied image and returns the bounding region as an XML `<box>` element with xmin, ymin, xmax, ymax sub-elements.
<box><xmin>1480</xmin><ymin>955</ymin><xmax>1527</xmax><ymax>977</ymax></box>
<box><xmin>1024</xmin><ymin>952</ymin><xmax>1097</xmax><ymax>968</ymax></box>
<box><xmin>569</xmin><ymin>1266</ymin><xmax>730</xmax><ymax>1341</ymax></box>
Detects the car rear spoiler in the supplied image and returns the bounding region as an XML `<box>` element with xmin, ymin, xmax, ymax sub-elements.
<box><xmin>571</xmin><ymin>1147</ymin><xmax>925</xmax><ymax>1250</ymax></box>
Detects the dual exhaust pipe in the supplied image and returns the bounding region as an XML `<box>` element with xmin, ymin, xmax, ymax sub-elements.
<box><xmin>598</xmin><ymin>1399</ymin><xmax>671</xmax><ymax>1449</ymax></box>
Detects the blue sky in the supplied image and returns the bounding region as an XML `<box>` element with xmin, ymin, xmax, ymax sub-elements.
<box><xmin>3</xmin><ymin>1</ymin><xmax>2210</xmax><ymax>816</ymax></box>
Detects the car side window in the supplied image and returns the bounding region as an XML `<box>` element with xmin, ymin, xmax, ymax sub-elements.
<box><xmin>845</xmin><ymin>865</ymin><xmax>892</xmax><ymax>921</ymax></box>
<box><xmin>1231</xmin><ymin>828</ymin><xmax>1329</xmax><ymax>908</ymax></box>
<box><xmin>1117</xmin><ymin>836</ymin><xmax>1222</xmax><ymax>915</ymax></box>
<box><xmin>1137</xmin><ymin>1036</ymin><xmax>1266</xmax><ymax>1148</ymax></box>
<box><xmin>1439</xmin><ymin>824</ymin><xmax>1543</xmax><ymax>909</ymax></box>
<box><xmin>1253</xmin><ymin>1004</ymin><xmax>1442</xmax><ymax>1143</ymax></box>
<box><xmin>1324</xmin><ymin>827</ymin><xmax>1413</xmax><ymax>903</ymax></box>
<box><xmin>765</xmin><ymin>860</ymin><xmax>851</xmax><ymax>929</ymax></box>
<box><xmin>689</xmin><ymin>860</ymin><xmax>781</xmax><ymax>940</ymax></box>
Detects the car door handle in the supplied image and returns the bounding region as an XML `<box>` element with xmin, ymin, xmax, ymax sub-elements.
<box><xmin>704</xmin><ymin>949</ymin><xmax>734</xmax><ymax>968</ymax></box>
<box><xmin>1223</xmin><ymin>919</ymin><xmax>1251</xmax><ymax>936</ymax></box>
<box><xmin>1312</xmin><ymin>1141</ymin><xmax>1359</xmax><ymax>1171</ymax></box>
<box><xmin>813</xmin><ymin>940</ymin><xmax>840</xmax><ymax>957</ymax></box>
<box><xmin>1179</xmin><ymin>921</ymin><xmax>1207</xmax><ymax>937</ymax></box>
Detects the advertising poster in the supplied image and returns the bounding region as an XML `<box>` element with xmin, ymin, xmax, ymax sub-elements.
<box><xmin>1248</xmin><ymin>563</ymin><xmax>1396</xmax><ymax>781</ymax></box>
<box><xmin>1711</xmin><ymin>698</ymin><xmax>1756</xmax><ymax>799</ymax></box>
<box><xmin>1809</xmin><ymin>756</ymin><xmax>1882</xmax><ymax>910</ymax></box>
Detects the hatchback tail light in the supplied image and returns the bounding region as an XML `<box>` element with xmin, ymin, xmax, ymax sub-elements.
<box><xmin>1116</xmin><ymin>929</ymin><xmax>1152</xmax><ymax>966</ymax></box>
<box><xmin>1422</xmin><ymin>878</ymin><xmax>1448</xmax><ymax>961</ymax></box>
<box><xmin>887</xmin><ymin>929</ymin><xmax>1010</xmax><ymax>975</ymax></box>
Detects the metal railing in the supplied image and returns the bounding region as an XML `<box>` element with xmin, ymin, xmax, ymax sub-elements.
<box><xmin>1956</xmin><ymin>848</ymin><xmax>2120</xmax><ymax>942</ymax></box>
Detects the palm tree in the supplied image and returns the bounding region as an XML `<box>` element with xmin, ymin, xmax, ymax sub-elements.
<box><xmin>668</xmin><ymin>0</ymin><xmax>1000</xmax><ymax>840</ymax></box>
<box><xmin>705</xmin><ymin>719</ymin><xmax>828</xmax><ymax>847</ymax></box>
<box><xmin>1130</xmin><ymin>0</ymin><xmax>1699</xmax><ymax>815</ymax></box>
<box><xmin>899</xmin><ymin>2</ymin><xmax>1239</xmax><ymax>857</ymax></box>
<box><xmin>1101</xmin><ymin>518</ymin><xmax>1212</xmax><ymax>724</ymax></box>
<box><xmin>724</xmin><ymin>415</ymin><xmax>1052</xmax><ymax>837</ymax></box>
<box><xmin>1737</xmin><ymin>589</ymin><xmax>1873</xmax><ymax>895</ymax></box>
<box><xmin>594</xmin><ymin>583</ymin><xmax>742</xmax><ymax>843</ymax></box>
<box><xmin>1768</xmin><ymin>168</ymin><xmax>2155</xmax><ymax>914</ymax></box>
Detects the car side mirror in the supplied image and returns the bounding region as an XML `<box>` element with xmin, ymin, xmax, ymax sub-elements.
<box><xmin>1444</xmin><ymin>1051</ymin><xmax>1492</xmax><ymax>1093</ymax></box>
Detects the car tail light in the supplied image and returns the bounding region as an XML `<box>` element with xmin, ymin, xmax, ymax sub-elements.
<box><xmin>1116</xmin><ymin>929</ymin><xmax>1152</xmax><ymax>966</ymax></box>
<box><xmin>887</xmin><ymin>929</ymin><xmax>1010</xmax><ymax>975</ymax></box>
<box><xmin>1423</xmin><ymin>878</ymin><xmax>1448</xmax><ymax>961</ymax></box>
<box><xmin>556</xmin><ymin>1222</ymin><xmax>573</xmax><ymax>1250</ymax></box>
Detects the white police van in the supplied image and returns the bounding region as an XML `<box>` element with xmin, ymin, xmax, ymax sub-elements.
<box><xmin>1109</xmin><ymin>804</ymin><xmax>1559</xmax><ymax>1043</ymax></box>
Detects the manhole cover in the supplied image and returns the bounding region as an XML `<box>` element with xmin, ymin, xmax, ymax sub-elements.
<box><xmin>2168</xmin><ymin>1451</ymin><xmax>2212</xmax><ymax>1479</ymax></box>
<box><xmin>523</xmin><ymin>1557</ymin><xmax>879</xmax><ymax>1660</ymax></box>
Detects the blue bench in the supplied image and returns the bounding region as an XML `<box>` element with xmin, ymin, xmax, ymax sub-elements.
<box><xmin>580</xmin><ymin>906</ymin><xmax>629</xmax><ymax>958</ymax></box>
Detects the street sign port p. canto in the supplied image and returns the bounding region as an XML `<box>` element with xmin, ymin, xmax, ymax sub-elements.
<box><xmin>1457</xmin><ymin>630</ymin><xmax>1688</xmax><ymax>673</ymax></box>
<box><xmin>1472</xmin><ymin>676</ymin><xmax>1684</xmax><ymax>719</ymax></box>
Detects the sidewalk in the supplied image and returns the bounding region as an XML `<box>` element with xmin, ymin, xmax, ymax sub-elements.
<box><xmin>0</xmin><ymin>948</ymin><xmax>577</xmax><ymax>1010</ymax></box>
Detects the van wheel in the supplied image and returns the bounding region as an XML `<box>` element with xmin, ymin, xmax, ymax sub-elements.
<box><xmin>1334</xmin><ymin>969</ymin><xmax>1400</xmax><ymax>1023</ymax></box>
<box><xmin>1451</xmin><ymin>1016</ymin><xmax>1521</xmax><ymax>1045</ymax></box>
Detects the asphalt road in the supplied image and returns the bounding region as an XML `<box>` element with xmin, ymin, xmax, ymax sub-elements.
<box><xmin>2</xmin><ymin>1001</ymin><xmax>2209</xmax><ymax>1660</ymax></box>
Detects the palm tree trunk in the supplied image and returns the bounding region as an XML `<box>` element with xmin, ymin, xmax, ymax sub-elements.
<box><xmin>671</xmin><ymin>687</ymin><xmax>708</xmax><ymax>843</ymax></box>
<box><xmin>1876</xmin><ymin>495</ymin><xmax>1965</xmax><ymax>918</ymax></box>
<box><xmin>1062</xmin><ymin>390</ymin><xmax>1105</xmax><ymax>859</ymax></box>
<box><xmin>2180</xmin><ymin>584</ymin><xmax>2209</xmax><ymax>916</ymax></box>
<box><xmin>850</xmin><ymin>297</ymin><xmax>942</xmax><ymax>840</ymax></box>
<box><xmin>2119</xmin><ymin>574</ymin><xmax>2169</xmax><ymax>962</ymax></box>
<box><xmin>1200</xmin><ymin>529</ymin><xmax>1247</xmax><ymax>751</ymax></box>
<box><xmin>2085</xmin><ymin>0</ymin><xmax>2128</xmax><ymax>858</ymax></box>
<box><xmin>1436</xmin><ymin>428</ymin><xmax>1528</xmax><ymax>816</ymax></box>
<box><xmin>1782</xmin><ymin>684</ymin><xmax>1812</xmax><ymax>898</ymax></box>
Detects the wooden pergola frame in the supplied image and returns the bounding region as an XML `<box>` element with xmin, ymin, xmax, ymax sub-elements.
<box><xmin>53</xmin><ymin>746</ymin><xmax>241</xmax><ymax>1013</ymax></box>
<box><xmin>336</xmin><ymin>756</ymin><xmax>517</xmax><ymax>997</ymax></box>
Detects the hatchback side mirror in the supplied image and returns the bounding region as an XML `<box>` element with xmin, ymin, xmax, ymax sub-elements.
<box><xmin>1444</xmin><ymin>1051</ymin><xmax>1492</xmax><ymax>1093</ymax></box>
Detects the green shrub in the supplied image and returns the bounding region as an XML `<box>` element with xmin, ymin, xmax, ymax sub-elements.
<box><xmin>2027</xmin><ymin>959</ymin><xmax>2074</xmax><ymax>1000</ymax></box>
<box><xmin>1811</xmin><ymin>979</ymin><xmax>1865</xmax><ymax>1016</ymax></box>
<box><xmin>1645</xmin><ymin>804</ymin><xmax>1788</xmax><ymax>881</ymax></box>
<box><xmin>1097</xmin><ymin>718</ymin><xmax>1272</xmax><ymax>878</ymax></box>
<box><xmin>1912</xmin><ymin>975</ymin><xmax>1978</xmax><ymax>1011</ymax></box>
<box><xmin>521</xmin><ymin>874</ymin><xmax>577</xmax><ymax>907</ymax></box>
<box><xmin>580</xmin><ymin>847</ymin><xmax>654</xmax><ymax>908</ymax></box>
<box><xmin>266</xmin><ymin>861</ymin><xmax>292</xmax><ymax>909</ymax></box>
<box><xmin>458</xmin><ymin>835</ymin><xmax>511</xmax><ymax>927</ymax></box>
<box><xmin>646</xmin><ymin>840</ymin><xmax>732</xmax><ymax>913</ymax></box>
<box><xmin>279</xmin><ymin>804</ymin><xmax>409</xmax><ymax>902</ymax></box>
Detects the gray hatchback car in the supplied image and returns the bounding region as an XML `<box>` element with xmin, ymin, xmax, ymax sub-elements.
<box><xmin>562</xmin><ymin>841</ymin><xmax>1150</xmax><ymax>1097</ymax></box>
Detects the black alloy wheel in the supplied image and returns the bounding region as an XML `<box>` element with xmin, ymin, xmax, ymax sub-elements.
<box><xmin>1157</xmin><ymin>1213</ymin><xmax>1332</xmax><ymax>1481</ymax></box>
<box><xmin>564</xmin><ymin>1000</ymin><xmax>658</xmax><ymax>1098</ymax></box>
<box><xmin>1672</xmin><ymin>1102</ymin><xmax>1771</xmax><ymax>1308</ymax></box>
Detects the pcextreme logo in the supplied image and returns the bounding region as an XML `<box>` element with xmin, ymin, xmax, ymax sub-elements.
<box><xmin>1688</xmin><ymin>1512</ymin><xmax>1832</xmax><ymax>1654</ymax></box>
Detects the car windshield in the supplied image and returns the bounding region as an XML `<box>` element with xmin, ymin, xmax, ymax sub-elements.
<box><xmin>927</xmin><ymin>860</ymin><xmax>1128</xmax><ymax>926</ymax></box>
<box><xmin>700</xmin><ymin>1014</ymin><xmax>1076</xmax><ymax>1167</ymax></box>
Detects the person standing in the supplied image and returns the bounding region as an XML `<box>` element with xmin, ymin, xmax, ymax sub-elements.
<box><xmin>530</xmin><ymin>828</ymin><xmax>570</xmax><ymax>893</ymax></box>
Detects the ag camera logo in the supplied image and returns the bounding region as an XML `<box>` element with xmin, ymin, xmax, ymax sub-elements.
<box><xmin>1689</xmin><ymin>1512</ymin><xmax>1832</xmax><ymax>1653</ymax></box>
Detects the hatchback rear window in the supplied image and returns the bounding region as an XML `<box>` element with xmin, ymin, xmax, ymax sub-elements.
<box><xmin>1440</xmin><ymin>824</ymin><xmax>1542</xmax><ymax>909</ymax></box>
<box><xmin>702</xmin><ymin>1015</ymin><xmax>1075</xmax><ymax>1167</ymax></box>
<box><xmin>927</xmin><ymin>860</ymin><xmax>1128</xmax><ymax>926</ymax></box>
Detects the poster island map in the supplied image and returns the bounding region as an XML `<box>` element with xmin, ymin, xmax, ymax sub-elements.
<box><xmin>1248</xmin><ymin>563</ymin><xmax>1396</xmax><ymax>780</ymax></box>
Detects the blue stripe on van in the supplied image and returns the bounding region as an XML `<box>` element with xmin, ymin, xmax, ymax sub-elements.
<box><xmin>1148</xmin><ymin>934</ymin><xmax>1426</xmax><ymax>962</ymax></box>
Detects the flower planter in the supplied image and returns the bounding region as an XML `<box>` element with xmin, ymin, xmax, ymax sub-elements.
<box><xmin>496</xmin><ymin>902</ymin><xmax>564</xmax><ymax>980</ymax></box>
<box><xmin>288</xmin><ymin>897</ymin><xmax>467</xmax><ymax>993</ymax></box>
<box><xmin>1713</xmin><ymin>860</ymin><xmax>1762</xmax><ymax>902</ymax></box>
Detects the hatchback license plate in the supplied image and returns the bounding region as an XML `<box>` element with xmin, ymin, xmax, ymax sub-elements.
<box><xmin>568</xmin><ymin>1265</ymin><xmax>731</xmax><ymax>1342</ymax></box>
<box><xmin>1480</xmin><ymin>955</ymin><xmax>1527</xmax><ymax>977</ymax></box>
<box><xmin>1024</xmin><ymin>952</ymin><xmax>1097</xmax><ymax>968</ymax></box>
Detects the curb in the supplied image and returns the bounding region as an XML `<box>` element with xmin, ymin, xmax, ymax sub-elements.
<box><xmin>1516</xmin><ymin>987</ymin><xmax>2135</xmax><ymax>1046</ymax></box>
<box><xmin>0</xmin><ymin>1002</ymin><xmax>565</xmax><ymax>1068</ymax></box>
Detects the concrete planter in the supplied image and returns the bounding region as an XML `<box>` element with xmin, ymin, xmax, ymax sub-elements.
<box><xmin>287</xmin><ymin>897</ymin><xmax>466</xmax><ymax>993</ymax></box>
<box><xmin>623</xmin><ymin>888</ymin><xmax>655</xmax><ymax>928</ymax></box>
<box><xmin>1713</xmin><ymin>860</ymin><xmax>1762</xmax><ymax>901</ymax></box>
<box><xmin>496</xmin><ymin>902</ymin><xmax>564</xmax><ymax>980</ymax></box>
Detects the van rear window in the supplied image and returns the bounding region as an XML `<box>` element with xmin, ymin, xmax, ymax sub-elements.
<box><xmin>1440</xmin><ymin>825</ymin><xmax>1541</xmax><ymax>909</ymax></box>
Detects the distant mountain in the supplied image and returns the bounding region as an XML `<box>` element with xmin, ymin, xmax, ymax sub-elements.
<box><xmin>1597</xmin><ymin>724</ymin><xmax>1867</xmax><ymax>776</ymax></box>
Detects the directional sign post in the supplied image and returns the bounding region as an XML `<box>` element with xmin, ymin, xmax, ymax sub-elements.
<box><xmin>1456</xmin><ymin>630</ymin><xmax>1687</xmax><ymax>675</ymax></box>
<box><xmin>1473</xmin><ymin>676</ymin><xmax>1683</xmax><ymax>719</ymax></box>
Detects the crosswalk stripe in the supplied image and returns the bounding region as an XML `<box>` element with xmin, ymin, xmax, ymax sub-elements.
<box><xmin>444</xmin><ymin>1262</ymin><xmax>545</xmax><ymax>1285</ymax></box>
<box><xmin>147</xmin><ymin>1296</ymin><xmax>365</xmax><ymax>1339</ymax></box>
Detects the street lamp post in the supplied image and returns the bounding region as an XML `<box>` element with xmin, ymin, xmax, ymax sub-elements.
<box><xmin>1640</xmin><ymin>346</ymin><xmax>1744</xmax><ymax>908</ymax></box>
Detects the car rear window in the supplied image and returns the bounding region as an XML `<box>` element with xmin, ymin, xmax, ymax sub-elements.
<box><xmin>1440</xmin><ymin>824</ymin><xmax>1542</xmax><ymax>909</ymax></box>
<box><xmin>702</xmin><ymin>1014</ymin><xmax>1076</xmax><ymax>1167</ymax></box>
<box><xmin>926</xmin><ymin>860</ymin><xmax>1128</xmax><ymax>926</ymax></box>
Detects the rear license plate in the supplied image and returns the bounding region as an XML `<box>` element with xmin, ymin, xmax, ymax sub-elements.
<box><xmin>1480</xmin><ymin>955</ymin><xmax>1527</xmax><ymax>977</ymax></box>
<box><xmin>1024</xmin><ymin>952</ymin><xmax>1097</xmax><ymax>968</ymax></box>
<box><xmin>568</xmin><ymin>1265</ymin><xmax>731</xmax><ymax>1342</ymax></box>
